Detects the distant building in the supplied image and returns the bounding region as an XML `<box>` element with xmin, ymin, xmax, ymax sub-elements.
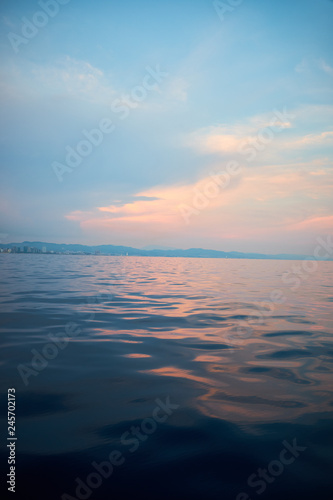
<box><xmin>42</xmin><ymin>246</ymin><xmax>47</xmax><ymax>253</ymax></box>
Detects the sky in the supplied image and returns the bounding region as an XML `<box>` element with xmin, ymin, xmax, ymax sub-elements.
<box><xmin>0</xmin><ymin>0</ymin><xmax>332</xmax><ymax>254</ymax></box>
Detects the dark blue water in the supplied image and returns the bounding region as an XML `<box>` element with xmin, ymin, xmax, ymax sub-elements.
<box><xmin>1</xmin><ymin>255</ymin><xmax>332</xmax><ymax>500</ymax></box>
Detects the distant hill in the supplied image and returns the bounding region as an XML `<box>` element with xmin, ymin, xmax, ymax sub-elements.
<box><xmin>0</xmin><ymin>241</ymin><xmax>332</xmax><ymax>260</ymax></box>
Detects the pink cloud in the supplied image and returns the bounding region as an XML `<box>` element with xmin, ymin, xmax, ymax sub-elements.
<box><xmin>64</xmin><ymin>158</ymin><xmax>333</xmax><ymax>250</ymax></box>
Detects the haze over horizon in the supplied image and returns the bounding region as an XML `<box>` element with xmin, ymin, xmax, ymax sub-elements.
<box><xmin>1</xmin><ymin>0</ymin><xmax>333</xmax><ymax>254</ymax></box>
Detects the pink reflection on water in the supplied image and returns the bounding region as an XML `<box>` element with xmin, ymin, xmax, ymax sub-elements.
<box><xmin>124</xmin><ymin>353</ymin><xmax>151</xmax><ymax>358</ymax></box>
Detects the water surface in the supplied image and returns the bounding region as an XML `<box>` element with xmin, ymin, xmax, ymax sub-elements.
<box><xmin>0</xmin><ymin>255</ymin><xmax>332</xmax><ymax>499</ymax></box>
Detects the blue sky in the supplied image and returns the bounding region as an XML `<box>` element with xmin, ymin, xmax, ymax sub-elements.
<box><xmin>0</xmin><ymin>0</ymin><xmax>332</xmax><ymax>253</ymax></box>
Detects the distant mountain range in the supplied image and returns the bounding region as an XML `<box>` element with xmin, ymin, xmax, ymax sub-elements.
<box><xmin>1</xmin><ymin>241</ymin><xmax>331</xmax><ymax>261</ymax></box>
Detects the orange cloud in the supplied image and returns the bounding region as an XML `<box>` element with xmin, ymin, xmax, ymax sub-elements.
<box><xmin>65</xmin><ymin>158</ymin><xmax>333</xmax><ymax>248</ymax></box>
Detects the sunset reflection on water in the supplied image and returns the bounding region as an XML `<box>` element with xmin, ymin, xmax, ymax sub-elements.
<box><xmin>0</xmin><ymin>255</ymin><xmax>332</xmax><ymax>499</ymax></box>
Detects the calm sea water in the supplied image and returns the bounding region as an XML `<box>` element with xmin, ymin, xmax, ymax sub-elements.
<box><xmin>0</xmin><ymin>255</ymin><xmax>332</xmax><ymax>500</ymax></box>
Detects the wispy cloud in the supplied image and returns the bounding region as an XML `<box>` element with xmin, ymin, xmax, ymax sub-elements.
<box><xmin>185</xmin><ymin>107</ymin><xmax>333</xmax><ymax>158</ymax></box>
<box><xmin>31</xmin><ymin>56</ymin><xmax>115</xmax><ymax>103</ymax></box>
<box><xmin>184</xmin><ymin>111</ymin><xmax>292</xmax><ymax>155</ymax></box>
<box><xmin>295</xmin><ymin>58</ymin><xmax>308</xmax><ymax>73</ymax></box>
<box><xmin>64</xmin><ymin>157</ymin><xmax>333</xmax><ymax>248</ymax></box>
<box><xmin>286</xmin><ymin>130</ymin><xmax>333</xmax><ymax>148</ymax></box>
<box><xmin>295</xmin><ymin>57</ymin><xmax>333</xmax><ymax>77</ymax></box>
<box><xmin>164</xmin><ymin>77</ymin><xmax>189</xmax><ymax>102</ymax></box>
<box><xmin>318</xmin><ymin>58</ymin><xmax>333</xmax><ymax>76</ymax></box>
<box><xmin>0</xmin><ymin>56</ymin><xmax>116</xmax><ymax>106</ymax></box>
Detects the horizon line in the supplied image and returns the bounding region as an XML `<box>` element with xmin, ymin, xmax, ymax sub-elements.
<box><xmin>1</xmin><ymin>240</ymin><xmax>332</xmax><ymax>261</ymax></box>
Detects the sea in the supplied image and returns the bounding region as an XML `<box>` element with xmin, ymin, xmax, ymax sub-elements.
<box><xmin>0</xmin><ymin>254</ymin><xmax>332</xmax><ymax>500</ymax></box>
